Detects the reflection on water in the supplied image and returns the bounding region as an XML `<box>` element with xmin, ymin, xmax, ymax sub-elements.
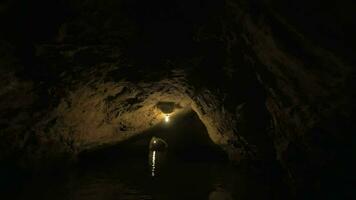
<box><xmin>1</xmin><ymin>109</ymin><xmax>291</xmax><ymax>199</ymax></box>
<box><xmin>2</xmin><ymin>139</ymin><xmax>290</xmax><ymax>200</ymax></box>
<box><xmin>148</xmin><ymin>150</ymin><xmax>167</xmax><ymax>177</ymax></box>
<box><xmin>151</xmin><ymin>150</ymin><xmax>156</xmax><ymax>176</ymax></box>
<box><xmin>4</xmin><ymin>156</ymin><xmax>289</xmax><ymax>200</ymax></box>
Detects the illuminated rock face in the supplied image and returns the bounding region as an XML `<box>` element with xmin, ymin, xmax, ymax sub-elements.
<box><xmin>33</xmin><ymin>68</ymin><xmax>192</xmax><ymax>155</ymax></box>
<box><xmin>28</xmin><ymin>63</ymin><xmax>257</xmax><ymax>162</ymax></box>
<box><xmin>0</xmin><ymin>0</ymin><xmax>354</xmax><ymax>194</ymax></box>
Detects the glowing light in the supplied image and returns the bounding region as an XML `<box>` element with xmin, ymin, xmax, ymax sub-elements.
<box><xmin>151</xmin><ymin>150</ymin><xmax>156</xmax><ymax>177</ymax></box>
<box><xmin>164</xmin><ymin>114</ymin><xmax>170</xmax><ymax>123</ymax></box>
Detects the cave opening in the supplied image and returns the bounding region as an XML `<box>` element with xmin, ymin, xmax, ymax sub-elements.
<box><xmin>60</xmin><ymin>109</ymin><xmax>286</xmax><ymax>200</ymax></box>
<box><xmin>79</xmin><ymin>109</ymin><xmax>228</xmax><ymax>165</ymax></box>
<box><xmin>1</xmin><ymin>102</ymin><xmax>289</xmax><ymax>200</ymax></box>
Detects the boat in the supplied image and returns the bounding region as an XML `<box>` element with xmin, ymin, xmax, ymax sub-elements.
<box><xmin>149</xmin><ymin>136</ymin><xmax>168</xmax><ymax>151</ymax></box>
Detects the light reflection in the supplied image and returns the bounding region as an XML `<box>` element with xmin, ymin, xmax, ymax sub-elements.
<box><xmin>149</xmin><ymin>137</ymin><xmax>168</xmax><ymax>177</ymax></box>
<box><xmin>151</xmin><ymin>150</ymin><xmax>156</xmax><ymax>177</ymax></box>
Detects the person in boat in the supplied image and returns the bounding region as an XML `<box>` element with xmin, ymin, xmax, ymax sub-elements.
<box><xmin>149</xmin><ymin>136</ymin><xmax>168</xmax><ymax>151</ymax></box>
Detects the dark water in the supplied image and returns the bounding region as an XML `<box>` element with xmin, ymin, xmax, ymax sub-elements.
<box><xmin>2</xmin><ymin>111</ymin><xmax>290</xmax><ymax>199</ymax></box>
<box><xmin>2</xmin><ymin>152</ymin><xmax>289</xmax><ymax>200</ymax></box>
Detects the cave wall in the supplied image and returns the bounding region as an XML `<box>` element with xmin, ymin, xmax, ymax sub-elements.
<box><xmin>225</xmin><ymin>0</ymin><xmax>355</xmax><ymax>195</ymax></box>
<box><xmin>1</xmin><ymin>0</ymin><xmax>273</xmax><ymax>163</ymax></box>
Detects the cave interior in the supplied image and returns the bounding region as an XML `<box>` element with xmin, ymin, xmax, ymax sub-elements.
<box><xmin>0</xmin><ymin>0</ymin><xmax>355</xmax><ymax>199</ymax></box>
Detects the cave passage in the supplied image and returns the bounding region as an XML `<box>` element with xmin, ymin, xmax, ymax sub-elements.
<box><xmin>5</xmin><ymin>110</ymin><xmax>290</xmax><ymax>200</ymax></box>
<box><xmin>0</xmin><ymin>0</ymin><xmax>354</xmax><ymax>198</ymax></box>
<box><xmin>79</xmin><ymin>110</ymin><xmax>228</xmax><ymax>166</ymax></box>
